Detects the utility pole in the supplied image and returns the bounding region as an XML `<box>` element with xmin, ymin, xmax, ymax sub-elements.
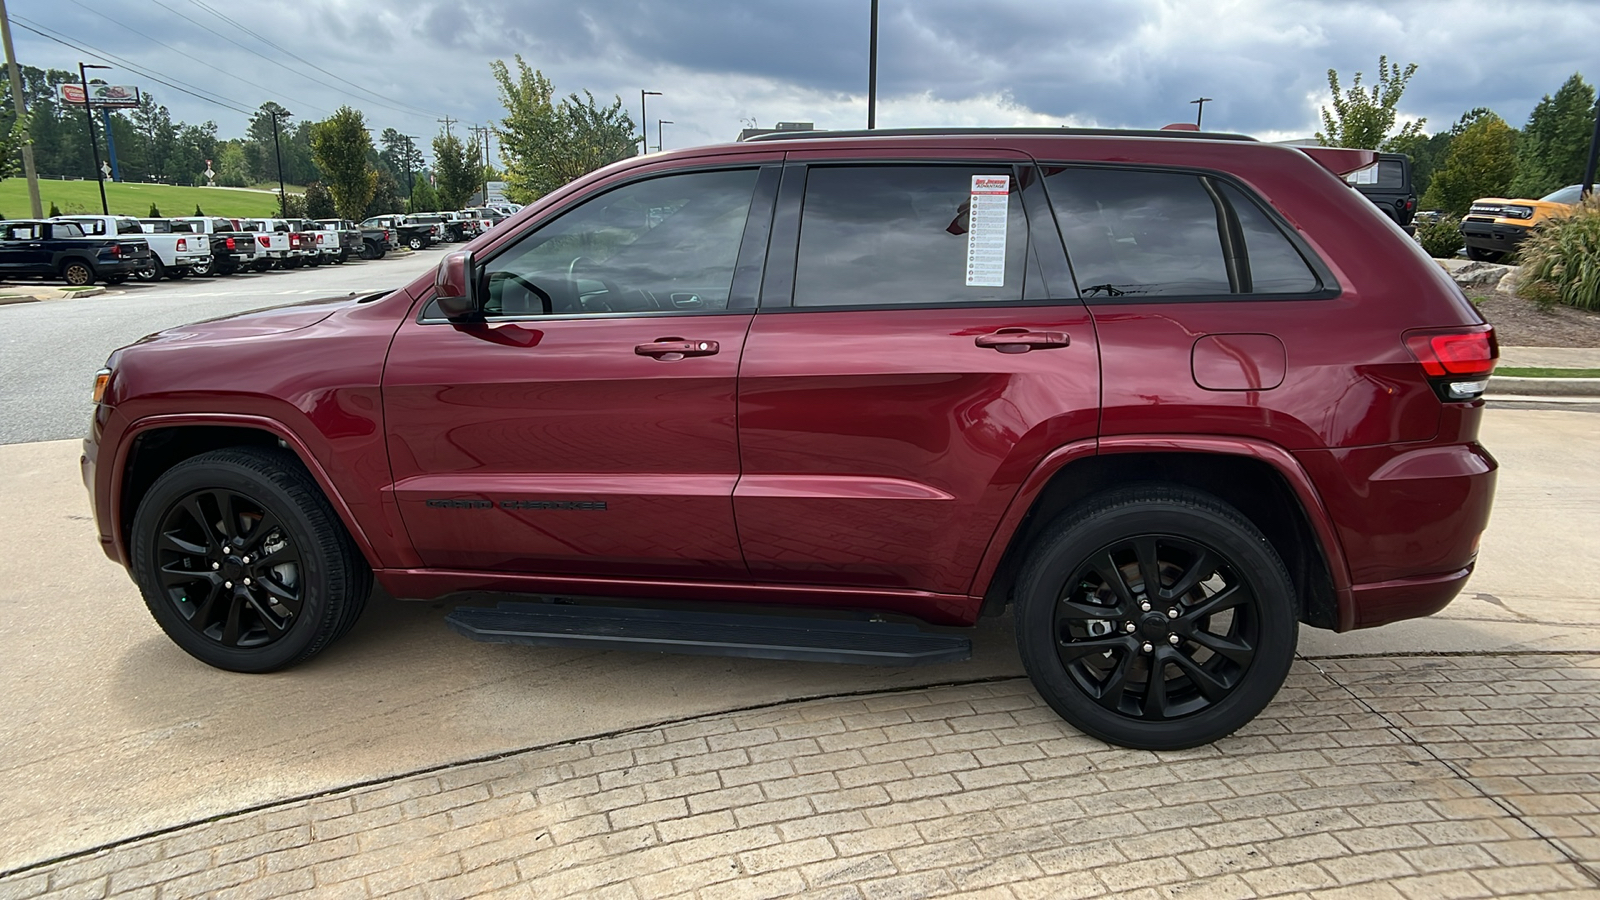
<box><xmin>657</xmin><ymin>119</ymin><xmax>672</xmax><ymax>152</ymax></box>
<box><xmin>640</xmin><ymin>90</ymin><xmax>660</xmax><ymax>154</ymax></box>
<box><xmin>0</xmin><ymin>0</ymin><xmax>42</xmax><ymax>217</ymax></box>
<box><xmin>1190</xmin><ymin>97</ymin><xmax>1213</xmax><ymax>129</ymax></box>
<box><xmin>270</xmin><ymin>108</ymin><xmax>286</xmax><ymax>217</ymax></box>
<box><xmin>78</xmin><ymin>62</ymin><xmax>109</xmax><ymax>215</ymax></box>
<box><xmin>437</xmin><ymin>115</ymin><xmax>454</xmax><ymax>139</ymax></box>
<box><xmin>402</xmin><ymin>135</ymin><xmax>415</xmax><ymax>205</ymax></box>
<box><xmin>867</xmin><ymin>0</ymin><xmax>878</xmax><ymax>129</ymax></box>
<box><xmin>1584</xmin><ymin>97</ymin><xmax>1600</xmax><ymax>200</ymax></box>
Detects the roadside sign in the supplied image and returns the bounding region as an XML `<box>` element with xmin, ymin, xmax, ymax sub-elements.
<box><xmin>58</xmin><ymin>84</ymin><xmax>142</xmax><ymax>108</ymax></box>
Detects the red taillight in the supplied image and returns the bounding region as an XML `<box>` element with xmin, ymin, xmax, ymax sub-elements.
<box><xmin>1404</xmin><ymin>329</ymin><xmax>1498</xmax><ymax>377</ymax></box>
<box><xmin>108</xmin><ymin>243</ymin><xmax>121</xmax><ymax>257</ymax></box>
<box><xmin>225</xmin><ymin>237</ymin><xmax>235</xmax><ymax>250</ymax></box>
<box><xmin>177</xmin><ymin>238</ymin><xmax>188</xmax><ymax>251</ymax></box>
<box><xmin>257</xmin><ymin>235</ymin><xmax>270</xmax><ymax>248</ymax></box>
<box><xmin>289</xmin><ymin>234</ymin><xmax>300</xmax><ymax>248</ymax></box>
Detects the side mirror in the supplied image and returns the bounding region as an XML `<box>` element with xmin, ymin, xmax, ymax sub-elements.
<box><xmin>435</xmin><ymin>250</ymin><xmax>480</xmax><ymax>321</ymax></box>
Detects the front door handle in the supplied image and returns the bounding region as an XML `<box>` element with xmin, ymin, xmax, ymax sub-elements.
<box><xmin>635</xmin><ymin>338</ymin><xmax>720</xmax><ymax>361</ymax></box>
<box><xmin>974</xmin><ymin>329</ymin><xmax>1070</xmax><ymax>353</ymax></box>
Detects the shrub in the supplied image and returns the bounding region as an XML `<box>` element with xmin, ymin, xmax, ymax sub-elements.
<box><xmin>1517</xmin><ymin>193</ymin><xmax>1600</xmax><ymax>310</ymax></box>
<box><xmin>48</xmin><ymin>201</ymin><xmax>61</xmax><ymax>217</ymax></box>
<box><xmin>148</xmin><ymin>203</ymin><xmax>161</xmax><ymax>217</ymax></box>
<box><xmin>1417</xmin><ymin>215</ymin><xmax>1463</xmax><ymax>259</ymax></box>
<box><xmin>194</xmin><ymin>204</ymin><xmax>204</xmax><ymax>216</ymax></box>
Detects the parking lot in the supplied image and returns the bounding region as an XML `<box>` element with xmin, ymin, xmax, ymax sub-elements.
<box><xmin>0</xmin><ymin>258</ymin><xmax>1596</xmax><ymax>900</ymax></box>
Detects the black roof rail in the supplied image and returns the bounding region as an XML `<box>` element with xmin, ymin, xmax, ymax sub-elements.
<box><xmin>738</xmin><ymin>126</ymin><xmax>1258</xmax><ymax>143</ymax></box>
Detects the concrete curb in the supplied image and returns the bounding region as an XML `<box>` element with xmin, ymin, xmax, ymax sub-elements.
<box><xmin>0</xmin><ymin>286</ymin><xmax>106</xmax><ymax>303</ymax></box>
<box><xmin>1489</xmin><ymin>375</ymin><xmax>1600</xmax><ymax>397</ymax></box>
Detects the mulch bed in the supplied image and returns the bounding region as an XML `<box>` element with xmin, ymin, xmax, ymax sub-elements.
<box><xmin>1464</xmin><ymin>286</ymin><xmax>1600</xmax><ymax>348</ymax></box>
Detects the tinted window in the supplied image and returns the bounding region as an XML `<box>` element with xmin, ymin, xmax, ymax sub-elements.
<box><xmin>1377</xmin><ymin>159</ymin><xmax>1406</xmax><ymax>189</ymax></box>
<box><xmin>116</xmin><ymin>219</ymin><xmax>143</xmax><ymax>235</ymax></box>
<box><xmin>792</xmin><ymin>166</ymin><xmax>1026</xmax><ymax>307</ymax></box>
<box><xmin>1216</xmin><ymin>183</ymin><xmax>1321</xmax><ymax>294</ymax></box>
<box><xmin>1044</xmin><ymin>168</ymin><xmax>1230</xmax><ymax>298</ymax></box>
<box><xmin>480</xmin><ymin>168</ymin><xmax>758</xmax><ymax>317</ymax></box>
<box><xmin>66</xmin><ymin>218</ymin><xmax>107</xmax><ymax>236</ymax></box>
<box><xmin>52</xmin><ymin>223</ymin><xmax>84</xmax><ymax>238</ymax></box>
<box><xmin>1541</xmin><ymin>185</ymin><xmax>1596</xmax><ymax>204</ymax></box>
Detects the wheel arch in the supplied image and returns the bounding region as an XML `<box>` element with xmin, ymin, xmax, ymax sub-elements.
<box><xmin>112</xmin><ymin>415</ymin><xmax>381</xmax><ymax>571</ymax></box>
<box><xmin>973</xmin><ymin>437</ymin><xmax>1352</xmax><ymax>631</ymax></box>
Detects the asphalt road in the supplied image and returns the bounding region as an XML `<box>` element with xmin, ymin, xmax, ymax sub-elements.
<box><xmin>0</xmin><ymin>250</ymin><xmax>441</xmax><ymax>445</ymax></box>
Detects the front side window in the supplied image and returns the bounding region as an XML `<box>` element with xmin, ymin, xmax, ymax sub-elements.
<box><xmin>67</xmin><ymin>218</ymin><xmax>107</xmax><ymax>236</ymax></box>
<box><xmin>480</xmin><ymin>168</ymin><xmax>759</xmax><ymax>317</ymax></box>
<box><xmin>7</xmin><ymin>223</ymin><xmax>39</xmax><ymax>240</ymax></box>
<box><xmin>1043</xmin><ymin>167</ymin><xmax>1321</xmax><ymax>299</ymax></box>
<box><xmin>791</xmin><ymin>166</ymin><xmax>1027</xmax><ymax>307</ymax></box>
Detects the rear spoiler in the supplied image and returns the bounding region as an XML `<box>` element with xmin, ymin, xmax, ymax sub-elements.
<box><xmin>1298</xmin><ymin>146</ymin><xmax>1378</xmax><ymax>178</ymax></box>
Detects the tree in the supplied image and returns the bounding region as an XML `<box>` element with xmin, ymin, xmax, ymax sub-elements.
<box><xmin>432</xmin><ymin>131</ymin><xmax>482</xmax><ymax>210</ymax></box>
<box><xmin>365</xmin><ymin>169</ymin><xmax>404</xmax><ymax>217</ymax></box>
<box><xmin>378</xmin><ymin>127</ymin><xmax>424</xmax><ymax>186</ymax></box>
<box><xmin>214</xmin><ymin>141</ymin><xmax>250</xmax><ymax>187</ymax></box>
<box><xmin>1510</xmin><ymin>73</ymin><xmax>1596</xmax><ymax>199</ymax></box>
<box><xmin>148</xmin><ymin>203</ymin><xmax>161</xmax><ymax>216</ymax></box>
<box><xmin>491</xmin><ymin>55</ymin><xmax>636</xmax><ymax>203</ymax></box>
<box><xmin>1419</xmin><ymin>112</ymin><xmax>1518</xmax><ymax>216</ymax></box>
<box><xmin>304</xmin><ymin>180</ymin><xmax>336</xmax><ymax>219</ymax></box>
<box><xmin>310</xmin><ymin>106</ymin><xmax>377</xmax><ymax>221</ymax></box>
<box><xmin>409</xmin><ymin>176</ymin><xmax>440</xmax><ymax>213</ymax></box>
<box><xmin>245</xmin><ymin>102</ymin><xmax>293</xmax><ymax>184</ymax></box>
<box><xmin>1317</xmin><ymin>55</ymin><xmax>1426</xmax><ymax>151</ymax></box>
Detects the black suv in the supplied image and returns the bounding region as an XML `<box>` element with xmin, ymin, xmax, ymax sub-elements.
<box><xmin>1349</xmin><ymin>152</ymin><xmax>1417</xmax><ymax>229</ymax></box>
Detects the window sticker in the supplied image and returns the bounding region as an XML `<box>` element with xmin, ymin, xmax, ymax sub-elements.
<box><xmin>965</xmin><ymin>174</ymin><xmax>1010</xmax><ymax>287</ymax></box>
<box><xmin>1346</xmin><ymin>165</ymin><xmax>1378</xmax><ymax>185</ymax></box>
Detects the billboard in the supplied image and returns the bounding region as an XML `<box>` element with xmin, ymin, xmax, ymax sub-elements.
<box><xmin>58</xmin><ymin>83</ymin><xmax>141</xmax><ymax>108</ymax></box>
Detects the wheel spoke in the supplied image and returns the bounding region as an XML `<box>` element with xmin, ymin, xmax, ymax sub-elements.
<box><xmin>1142</xmin><ymin>651</ymin><xmax>1171</xmax><ymax>719</ymax></box>
<box><xmin>1093</xmin><ymin>647</ymin><xmax>1137</xmax><ymax>710</ymax></box>
<box><xmin>1188</xmin><ymin>629</ymin><xmax>1254</xmax><ymax>666</ymax></box>
<box><xmin>214</xmin><ymin>491</ymin><xmax>239</xmax><ymax>542</ymax></box>
<box><xmin>1162</xmin><ymin>549</ymin><xmax>1214</xmax><ymax>602</ymax></box>
<box><xmin>1057</xmin><ymin>599</ymin><xmax>1123</xmax><ymax>622</ymax></box>
<box><xmin>1057</xmin><ymin>635</ymin><xmax>1135</xmax><ymax>663</ymax></box>
<box><xmin>1182</xmin><ymin>583</ymin><xmax>1249</xmax><ymax>622</ymax></box>
<box><xmin>245</xmin><ymin>596</ymin><xmax>288</xmax><ymax>635</ymax></box>
<box><xmin>1167</xmin><ymin>647</ymin><xmax>1232</xmax><ymax>702</ymax></box>
<box><xmin>220</xmin><ymin>593</ymin><xmax>245</xmax><ymax>646</ymax></box>
<box><xmin>190</xmin><ymin>582</ymin><xmax>221</xmax><ymax>626</ymax></box>
<box><xmin>160</xmin><ymin>530</ymin><xmax>208</xmax><ymax>556</ymax></box>
<box><xmin>1133</xmin><ymin>537</ymin><xmax>1163</xmax><ymax>602</ymax></box>
<box><xmin>180</xmin><ymin>496</ymin><xmax>221</xmax><ymax>553</ymax></box>
<box><xmin>1087</xmin><ymin>551</ymin><xmax>1136</xmax><ymax>611</ymax></box>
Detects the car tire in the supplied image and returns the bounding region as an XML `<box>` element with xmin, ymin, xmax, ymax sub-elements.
<box><xmin>190</xmin><ymin>257</ymin><xmax>215</xmax><ymax>277</ymax></box>
<box><xmin>407</xmin><ymin>236</ymin><xmax>424</xmax><ymax>251</ymax></box>
<box><xmin>129</xmin><ymin>447</ymin><xmax>372</xmax><ymax>673</ymax></box>
<box><xmin>168</xmin><ymin>267</ymin><xmax>188</xmax><ymax>280</ymax></box>
<box><xmin>1013</xmin><ymin>484</ymin><xmax>1298</xmax><ymax>750</ymax></box>
<box><xmin>60</xmin><ymin>260</ymin><xmax>96</xmax><ymax>286</ymax></box>
<box><xmin>1466</xmin><ymin>247</ymin><xmax>1505</xmax><ymax>263</ymax></box>
<box><xmin>252</xmin><ymin>259</ymin><xmax>272</xmax><ymax>273</ymax></box>
<box><xmin>105</xmin><ymin>273</ymin><xmax>128</xmax><ymax>285</ymax></box>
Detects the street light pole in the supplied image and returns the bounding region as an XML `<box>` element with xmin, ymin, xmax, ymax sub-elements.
<box><xmin>867</xmin><ymin>0</ymin><xmax>878</xmax><ymax>129</ymax></box>
<box><xmin>1190</xmin><ymin>96</ymin><xmax>1213</xmax><ymax>129</ymax></box>
<box><xmin>1583</xmin><ymin>98</ymin><xmax>1600</xmax><ymax>201</ymax></box>
<box><xmin>270</xmin><ymin>109</ymin><xmax>286</xmax><ymax>217</ymax></box>
<box><xmin>657</xmin><ymin>120</ymin><xmax>672</xmax><ymax>152</ymax></box>
<box><xmin>78</xmin><ymin>62</ymin><xmax>109</xmax><ymax>215</ymax></box>
<box><xmin>640</xmin><ymin>90</ymin><xmax>660</xmax><ymax>154</ymax></box>
<box><xmin>0</xmin><ymin>0</ymin><xmax>42</xmax><ymax>217</ymax></box>
<box><xmin>402</xmin><ymin>134</ymin><xmax>416</xmax><ymax>204</ymax></box>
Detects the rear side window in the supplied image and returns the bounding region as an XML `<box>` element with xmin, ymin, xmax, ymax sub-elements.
<box><xmin>792</xmin><ymin>166</ymin><xmax>1026</xmax><ymax>307</ymax></box>
<box><xmin>1043</xmin><ymin>167</ymin><xmax>1322</xmax><ymax>299</ymax></box>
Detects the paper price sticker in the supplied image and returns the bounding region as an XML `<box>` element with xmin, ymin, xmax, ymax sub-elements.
<box><xmin>965</xmin><ymin>175</ymin><xmax>1010</xmax><ymax>287</ymax></box>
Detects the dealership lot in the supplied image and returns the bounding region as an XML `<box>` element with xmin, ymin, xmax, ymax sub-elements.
<box><xmin>0</xmin><ymin>352</ymin><xmax>1597</xmax><ymax>896</ymax></box>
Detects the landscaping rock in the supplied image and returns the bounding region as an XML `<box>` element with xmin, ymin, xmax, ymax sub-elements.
<box><xmin>1496</xmin><ymin>266</ymin><xmax>1522</xmax><ymax>295</ymax></box>
<box><xmin>1447</xmin><ymin>260</ymin><xmax>1514</xmax><ymax>287</ymax></box>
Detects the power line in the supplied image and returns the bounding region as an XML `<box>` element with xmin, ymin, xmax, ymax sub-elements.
<box><xmin>68</xmin><ymin>0</ymin><xmax>332</xmax><ymax>118</ymax></box>
<box><xmin>186</xmin><ymin>0</ymin><xmax>444</xmax><ymax>122</ymax></box>
<box><xmin>11</xmin><ymin>15</ymin><xmax>252</xmax><ymax>114</ymax></box>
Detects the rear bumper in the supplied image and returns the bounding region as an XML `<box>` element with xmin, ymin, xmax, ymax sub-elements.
<box><xmin>1460</xmin><ymin>220</ymin><xmax>1531</xmax><ymax>253</ymax></box>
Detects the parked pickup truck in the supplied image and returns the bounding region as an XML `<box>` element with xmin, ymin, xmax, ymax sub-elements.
<box><xmin>402</xmin><ymin>213</ymin><xmax>450</xmax><ymax>245</ymax></box>
<box><xmin>237</xmin><ymin>219</ymin><xmax>296</xmax><ymax>270</ymax></box>
<box><xmin>362</xmin><ymin>215</ymin><xmax>432</xmax><ymax>251</ymax></box>
<box><xmin>0</xmin><ymin>218</ymin><xmax>149</xmax><ymax>285</ymax></box>
<box><xmin>167</xmin><ymin>217</ymin><xmax>259</xmax><ymax>276</ymax></box>
<box><xmin>309</xmin><ymin>219</ymin><xmax>359</xmax><ymax>262</ymax></box>
<box><xmin>58</xmin><ymin>215</ymin><xmax>209</xmax><ymax>281</ymax></box>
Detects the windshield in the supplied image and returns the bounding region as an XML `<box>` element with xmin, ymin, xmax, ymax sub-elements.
<box><xmin>1540</xmin><ymin>185</ymin><xmax>1596</xmax><ymax>205</ymax></box>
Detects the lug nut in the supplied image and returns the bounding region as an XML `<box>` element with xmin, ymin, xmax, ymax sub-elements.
<box><xmin>1168</xmin><ymin>634</ymin><xmax>1181</xmax><ymax>645</ymax></box>
<box><xmin>242</xmin><ymin>578</ymin><xmax>251</xmax><ymax>586</ymax></box>
<box><xmin>1123</xmin><ymin>622</ymin><xmax>1137</xmax><ymax>633</ymax></box>
<box><xmin>1167</xmin><ymin>608</ymin><xmax>1179</xmax><ymax>619</ymax></box>
<box><xmin>224</xmin><ymin>581</ymin><xmax>232</xmax><ymax>588</ymax></box>
<box><xmin>211</xmin><ymin>562</ymin><xmax>220</xmax><ymax>570</ymax></box>
<box><xmin>1141</xmin><ymin>641</ymin><xmax>1154</xmax><ymax>653</ymax></box>
<box><xmin>240</xmin><ymin>556</ymin><xmax>250</xmax><ymax>564</ymax></box>
<box><xmin>1140</xmin><ymin>602</ymin><xmax>1152</xmax><ymax>612</ymax></box>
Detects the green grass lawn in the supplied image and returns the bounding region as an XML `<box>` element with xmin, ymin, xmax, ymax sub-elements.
<box><xmin>0</xmin><ymin>179</ymin><xmax>291</xmax><ymax>219</ymax></box>
<box><xmin>1495</xmin><ymin>367</ymin><xmax>1600</xmax><ymax>378</ymax></box>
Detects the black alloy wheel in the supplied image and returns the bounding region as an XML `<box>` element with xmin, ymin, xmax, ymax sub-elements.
<box><xmin>1015</xmin><ymin>486</ymin><xmax>1297</xmax><ymax>750</ymax></box>
<box><xmin>131</xmin><ymin>448</ymin><xmax>370</xmax><ymax>672</ymax></box>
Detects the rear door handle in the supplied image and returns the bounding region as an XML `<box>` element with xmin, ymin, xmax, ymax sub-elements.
<box><xmin>635</xmin><ymin>338</ymin><xmax>720</xmax><ymax>361</ymax></box>
<box><xmin>974</xmin><ymin>329</ymin><xmax>1070</xmax><ymax>353</ymax></box>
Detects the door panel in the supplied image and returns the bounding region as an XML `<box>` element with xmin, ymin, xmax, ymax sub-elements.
<box><xmin>384</xmin><ymin>314</ymin><xmax>753</xmax><ymax>577</ymax></box>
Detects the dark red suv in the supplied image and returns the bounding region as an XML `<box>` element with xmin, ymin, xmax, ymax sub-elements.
<box><xmin>82</xmin><ymin>128</ymin><xmax>1497</xmax><ymax>749</ymax></box>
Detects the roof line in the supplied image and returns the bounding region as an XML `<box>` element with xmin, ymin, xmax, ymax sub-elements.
<box><xmin>738</xmin><ymin>127</ymin><xmax>1259</xmax><ymax>143</ymax></box>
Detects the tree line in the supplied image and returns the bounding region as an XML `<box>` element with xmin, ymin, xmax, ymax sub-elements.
<box><xmin>1318</xmin><ymin>58</ymin><xmax>1596</xmax><ymax>215</ymax></box>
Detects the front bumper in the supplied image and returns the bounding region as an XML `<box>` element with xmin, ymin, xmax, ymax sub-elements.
<box><xmin>1460</xmin><ymin>220</ymin><xmax>1531</xmax><ymax>254</ymax></box>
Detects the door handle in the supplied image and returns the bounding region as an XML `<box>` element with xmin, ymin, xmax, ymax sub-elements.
<box><xmin>635</xmin><ymin>338</ymin><xmax>720</xmax><ymax>361</ymax></box>
<box><xmin>974</xmin><ymin>329</ymin><xmax>1070</xmax><ymax>353</ymax></box>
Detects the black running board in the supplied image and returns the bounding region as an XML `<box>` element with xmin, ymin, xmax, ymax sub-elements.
<box><xmin>445</xmin><ymin>601</ymin><xmax>971</xmax><ymax>666</ymax></box>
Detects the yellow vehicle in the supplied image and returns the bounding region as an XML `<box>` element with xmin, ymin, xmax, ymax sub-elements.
<box><xmin>1459</xmin><ymin>183</ymin><xmax>1594</xmax><ymax>262</ymax></box>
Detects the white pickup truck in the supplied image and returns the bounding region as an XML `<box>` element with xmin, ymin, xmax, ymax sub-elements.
<box><xmin>56</xmin><ymin>214</ymin><xmax>211</xmax><ymax>281</ymax></box>
<box><xmin>237</xmin><ymin>218</ymin><xmax>294</xmax><ymax>271</ymax></box>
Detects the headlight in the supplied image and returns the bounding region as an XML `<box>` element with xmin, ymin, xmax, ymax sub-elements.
<box><xmin>92</xmin><ymin>367</ymin><xmax>112</xmax><ymax>404</ymax></box>
<box><xmin>1504</xmin><ymin>205</ymin><xmax>1535</xmax><ymax>220</ymax></box>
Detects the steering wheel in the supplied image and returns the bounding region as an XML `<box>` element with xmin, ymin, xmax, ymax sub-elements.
<box><xmin>490</xmin><ymin>271</ymin><xmax>552</xmax><ymax>315</ymax></box>
<box><xmin>565</xmin><ymin>256</ymin><xmax>632</xmax><ymax>312</ymax></box>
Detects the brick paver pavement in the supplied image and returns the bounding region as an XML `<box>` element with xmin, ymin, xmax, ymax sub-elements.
<box><xmin>2</xmin><ymin>653</ymin><xmax>1598</xmax><ymax>900</ymax></box>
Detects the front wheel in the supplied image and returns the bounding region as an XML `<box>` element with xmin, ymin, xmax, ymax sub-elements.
<box><xmin>130</xmin><ymin>448</ymin><xmax>371</xmax><ymax>672</ymax></box>
<box><xmin>1466</xmin><ymin>247</ymin><xmax>1505</xmax><ymax>263</ymax></box>
<box><xmin>1014</xmin><ymin>485</ymin><xmax>1297</xmax><ymax>750</ymax></box>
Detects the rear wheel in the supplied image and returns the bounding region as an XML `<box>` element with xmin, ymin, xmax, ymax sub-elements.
<box><xmin>406</xmin><ymin>235</ymin><xmax>425</xmax><ymax>250</ymax></box>
<box><xmin>1014</xmin><ymin>485</ymin><xmax>1297</xmax><ymax>750</ymax></box>
<box><xmin>130</xmin><ymin>448</ymin><xmax>371</xmax><ymax>673</ymax></box>
<box><xmin>190</xmin><ymin>256</ymin><xmax>215</xmax><ymax>277</ymax></box>
<box><xmin>252</xmin><ymin>259</ymin><xmax>272</xmax><ymax>273</ymax></box>
<box><xmin>1466</xmin><ymin>247</ymin><xmax>1505</xmax><ymax>263</ymax></box>
<box><xmin>105</xmin><ymin>273</ymin><xmax>128</xmax><ymax>285</ymax></box>
<box><xmin>60</xmin><ymin>260</ymin><xmax>95</xmax><ymax>286</ymax></box>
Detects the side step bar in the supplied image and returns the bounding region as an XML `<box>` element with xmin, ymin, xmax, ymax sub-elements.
<box><xmin>445</xmin><ymin>601</ymin><xmax>972</xmax><ymax>666</ymax></box>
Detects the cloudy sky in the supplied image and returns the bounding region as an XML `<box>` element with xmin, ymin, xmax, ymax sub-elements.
<box><xmin>10</xmin><ymin>0</ymin><xmax>1597</xmax><ymax>161</ymax></box>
